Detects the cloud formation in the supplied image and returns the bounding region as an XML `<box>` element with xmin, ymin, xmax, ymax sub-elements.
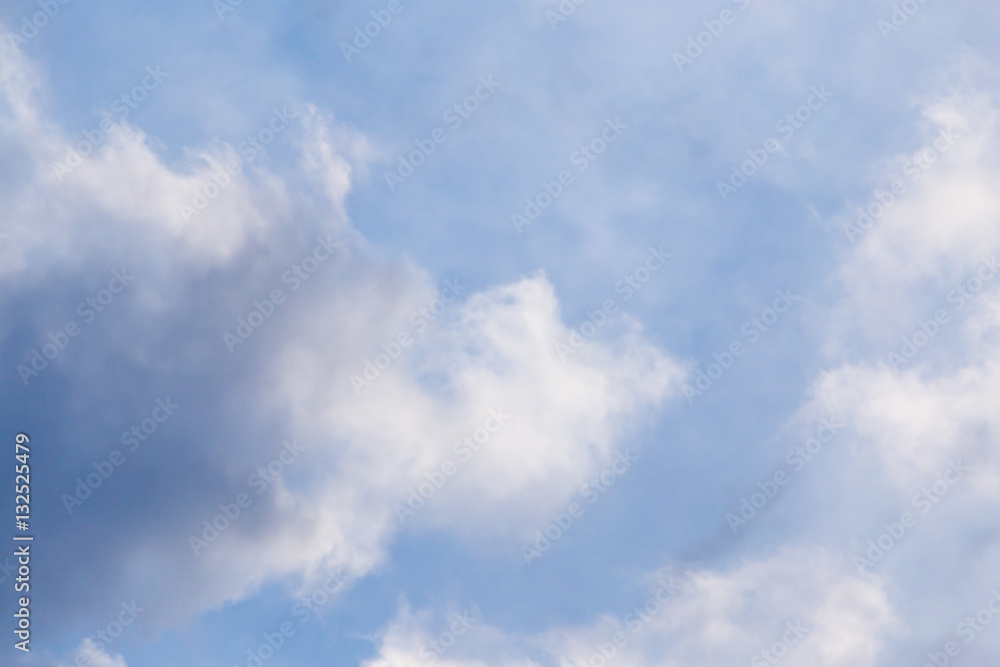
<box><xmin>0</xmin><ymin>34</ymin><xmax>687</xmax><ymax>635</ymax></box>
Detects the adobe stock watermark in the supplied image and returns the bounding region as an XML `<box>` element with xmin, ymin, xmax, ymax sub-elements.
<box><xmin>17</xmin><ymin>268</ymin><xmax>135</xmax><ymax>386</ymax></box>
<box><xmin>349</xmin><ymin>279</ymin><xmax>466</xmax><ymax>395</ymax></box>
<box><xmin>853</xmin><ymin>459</ymin><xmax>970</xmax><ymax>574</ymax></box>
<box><xmin>545</xmin><ymin>0</ymin><xmax>589</xmax><ymax>31</ymax></box>
<box><xmin>947</xmin><ymin>255</ymin><xmax>1000</xmax><ymax>311</ymax></box>
<box><xmin>384</xmin><ymin>75</ymin><xmax>501</xmax><ymax>192</ymax></box>
<box><xmin>214</xmin><ymin>0</ymin><xmax>245</xmax><ymax>22</ymax></box>
<box><xmin>53</xmin><ymin>65</ymin><xmax>169</xmax><ymax>180</ymax></box>
<box><xmin>884</xmin><ymin>255</ymin><xmax>999</xmax><ymax>371</ymax></box>
<box><xmin>878</xmin><ymin>0</ymin><xmax>931</xmax><ymax>40</ymax></box>
<box><xmin>571</xmin><ymin>577</ymin><xmax>681</xmax><ymax>667</ymax></box>
<box><xmin>262</xmin><ymin>606</ymin><xmax>478</xmax><ymax>666</ymax></box>
<box><xmin>512</xmin><ymin>117</ymin><xmax>627</xmax><ymax>234</ymax></box>
<box><xmin>62</xmin><ymin>397</ymin><xmax>179</xmax><ymax>515</ymax></box>
<box><xmin>750</xmin><ymin>621</ymin><xmax>810</xmax><ymax>667</ymax></box>
<box><xmin>291</xmin><ymin>565</ymin><xmax>353</xmax><ymax>625</ymax></box>
<box><xmin>224</xmin><ymin>235</ymin><xmax>342</xmax><ymax>353</ymax></box>
<box><xmin>717</xmin><ymin>86</ymin><xmax>833</xmax><ymax>202</ymax></box>
<box><xmin>673</xmin><ymin>0</ymin><xmax>752</xmax><ymax>73</ymax></box>
<box><xmin>341</xmin><ymin>0</ymin><xmax>410</xmax><ymax>62</ymax></box>
<box><xmin>188</xmin><ymin>439</ymin><xmax>305</xmax><ymax>556</ymax></box>
<box><xmin>920</xmin><ymin>588</ymin><xmax>1000</xmax><ymax>667</ymax></box>
<box><xmin>556</xmin><ymin>245</ymin><xmax>672</xmax><ymax>361</ymax></box>
<box><xmin>682</xmin><ymin>288</ymin><xmax>802</xmax><ymax>402</ymax></box>
<box><xmin>395</xmin><ymin>409</ymin><xmax>511</xmax><ymax>523</ymax></box>
<box><xmin>75</xmin><ymin>601</ymin><xmax>144</xmax><ymax>661</ymax></box>
<box><xmin>417</xmin><ymin>610</ymin><xmax>482</xmax><ymax>662</ymax></box>
<box><xmin>178</xmin><ymin>106</ymin><xmax>298</xmax><ymax>220</ymax></box>
<box><xmin>726</xmin><ymin>417</ymin><xmax>844</xmax><ymax>534</ymax></box>
<box><xmin>843</xmin><ymin>128</ymin><xmax>958</xmax><ymax>243</ymax></box>
<box><xmin>5</xmin><ymin>0</ymin><xmax>72</xmax><ymax>49</ymax></box>
<box><xmin>233</xmin><ymin>565</ymin><xmax>356</xmax><ymax>666</ymax></box>
<box><xmin>522</xmin><ymin>449</ymin><xmax>638</xmax><ymax>564</ymax></box>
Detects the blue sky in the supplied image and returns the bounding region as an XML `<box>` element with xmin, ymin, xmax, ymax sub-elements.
<box><xmin>3</xmin><ymin>1</ymin><xmax>1000</xmax><ymax>666</ymax></box>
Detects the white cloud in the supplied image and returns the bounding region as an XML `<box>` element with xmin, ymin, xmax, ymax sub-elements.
<box><xmin>549</xmin><ymin>550</ymin><xmax>898</xmax><ymax>667</ymax></box>
<box><xmin>276</xmin><ymin>271</ymin><xmax>685</xmax><ymax>520</ymax></box>
<box><xmin>60</xmin><ymin>639</ymin><xmax>128</xmax><ymax>667</ymax></box>
<box><xmin>829</xmin><ymin>63</ymin><xmax>1000</xmax><ymax>348</ymax></box>
<box><xmin>801</xmin><ymin>63</ymin><xmax>1000</xmax><ymax>493</ymax></box>
<box><xmin>187</xmin><ymin>269</ymin><xmax>687</xmax><ymax>606</ymax></box>
<box><xmin>777</xmin><ymin>68</ymin><xmax>1000</xmax><ymax>656</ymax></box>
<box><xmin>365</xmin><ymin>549</ymin><xmax>899</xmax><ymax>667</ymax></box>
<box><xmin>0</xmin><ymin>37</ymin><xmax>688</xmax><ymax>623</ymax></box>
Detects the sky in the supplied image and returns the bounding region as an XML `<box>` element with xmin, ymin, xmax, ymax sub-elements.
<box><xmin>2</xmin><ymin>0</ymin><xmax>1000</xmax><ymax>666</ymax></box>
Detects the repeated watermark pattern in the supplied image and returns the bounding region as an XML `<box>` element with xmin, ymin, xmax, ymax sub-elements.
<box><xmin>853</xmin><ymin>459</ymin><xmax>970</xmax><ymax>574</ymax></box>
<box><xmin>512</xmin><ymin>117</ymin><xmax>627</xmax><ymax>233</ymax></box>
<box><xmin>17</xmin><ymin>268</ymin><xmax>135</xmax><ymax>386</ymax></box>
<box><xmin>717</xmin><ymin>86</ymin><xmax>833</xmax><ymax>202</ymax></box>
